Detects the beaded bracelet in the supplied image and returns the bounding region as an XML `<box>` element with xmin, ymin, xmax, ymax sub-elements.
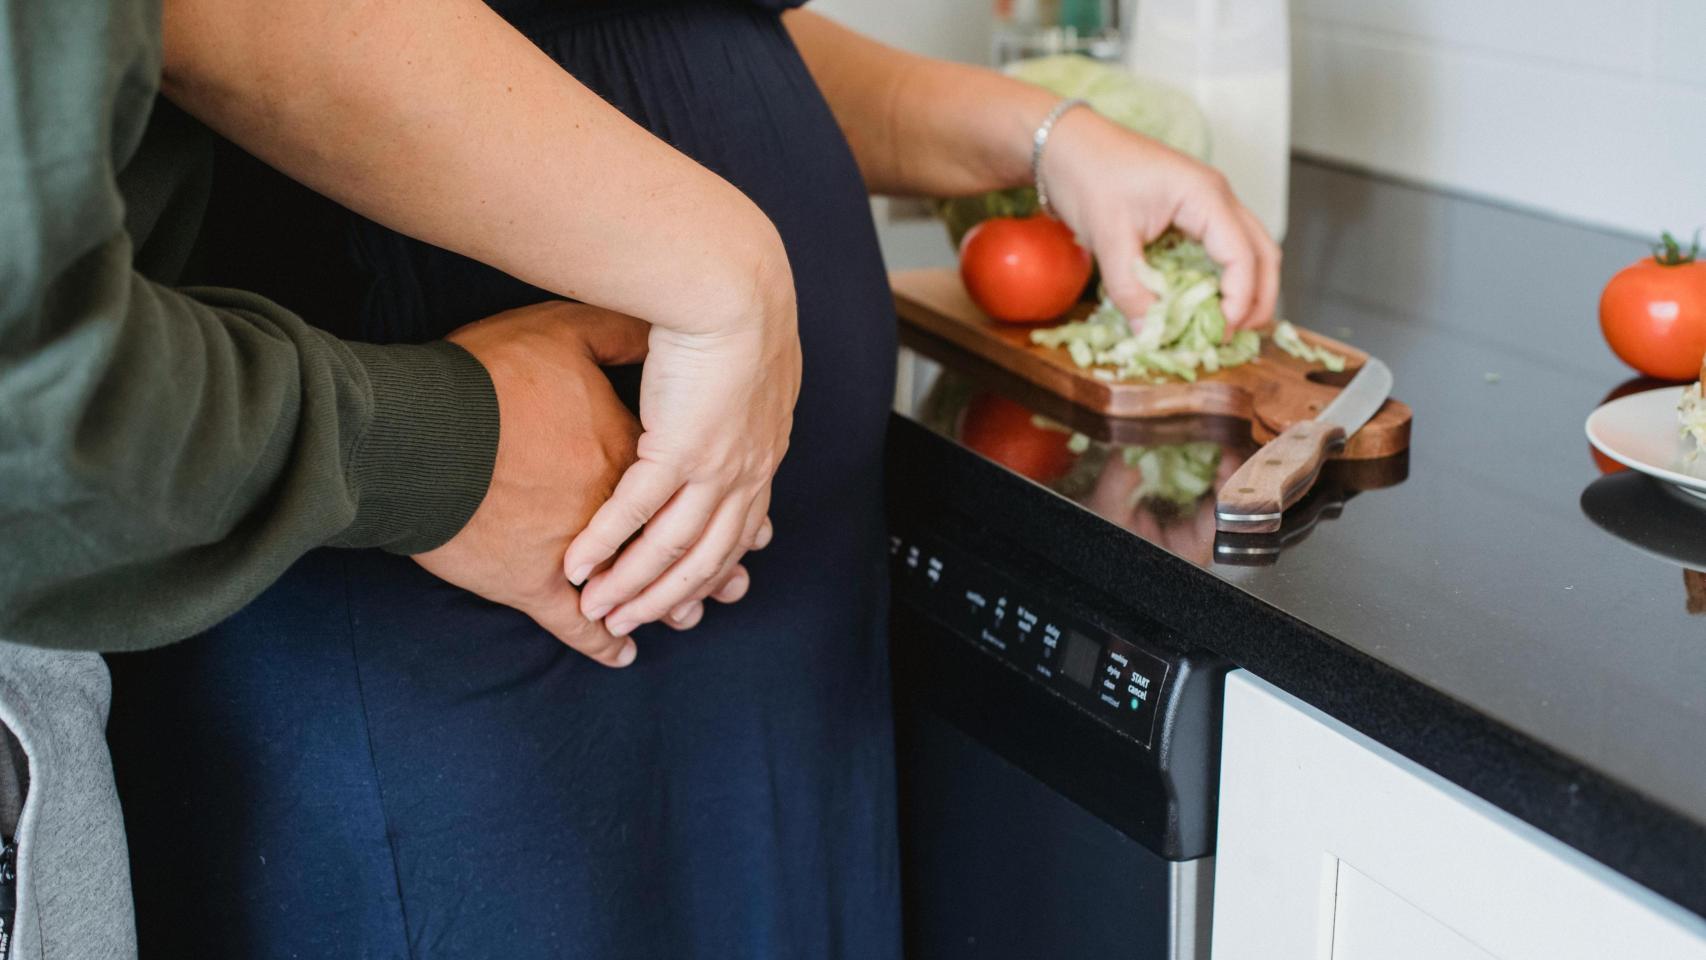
<box><xmin>1031</xmin><ymin>97</ymin><xmax>1089</xmax><ymax>219</ymax></box>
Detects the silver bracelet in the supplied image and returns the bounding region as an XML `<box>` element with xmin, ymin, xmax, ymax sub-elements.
<box><xmin>1031</xmin><ymin>97</ymin><xmax>1089</xmax><ymax>219</ymax></box>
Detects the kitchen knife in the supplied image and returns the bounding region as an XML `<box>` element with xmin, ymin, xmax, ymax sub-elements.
<box><xmin>1215</xmin><ymin>356</ymin><xmax>1394</xmax><ymax>534</ymax></box>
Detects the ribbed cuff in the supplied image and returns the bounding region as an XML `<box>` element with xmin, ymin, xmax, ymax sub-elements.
<box><xmin>336</xmin><ymin>340</ymin><xmax>499</xmax><ymax>554</ymax></box>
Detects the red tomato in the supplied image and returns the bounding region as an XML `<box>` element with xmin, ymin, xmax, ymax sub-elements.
<box><xmin>1599</xmin><ymin>233</ymin><xmax>1706</xmax><ymax>381</ymax></box>
<box><xmin>958</xmin><ymin>391</ymin><xmax>1078</xmax><ymax>483</ymax></box>
<box><xmin>959</xmin><ymin>215</ymin><xmax>1093</xmax><ymax>324</ymax></box>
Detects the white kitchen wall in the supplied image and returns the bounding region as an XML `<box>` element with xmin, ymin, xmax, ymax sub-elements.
<box><xmin>1291</xmin><ymin>0</ymin><xmax>1706</xmax><ymax>237</ymax></box>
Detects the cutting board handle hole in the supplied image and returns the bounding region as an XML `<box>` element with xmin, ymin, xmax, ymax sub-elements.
<box><xmin>1307</xmin><ymin>368</ymin><xmax>1358</xmax><ymax>388</ymax></box>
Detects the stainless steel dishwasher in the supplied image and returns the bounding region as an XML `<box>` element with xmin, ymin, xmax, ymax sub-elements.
<box><xmin>887</xmin><ymin>413</ymin><xmax>1228</xmax><ymax>960</ymax></box>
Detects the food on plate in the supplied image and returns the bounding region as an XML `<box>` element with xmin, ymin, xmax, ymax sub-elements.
<box><xmin>1687</xmin><ymin>570</ymin><xmax>1706</xmax><ymax>616</ymax></box>
<box><xmin>933</xmin><ymin>54</ymin><xmax>1208</xmax><ymax>247</ymax></box>
<box><xmin>959</xmin><ymin>215</ymin><xmax>1093</xmax><ymax>323</ymax></box>
<box><xmin>1680</xmin><ymin>354</ymin><xmax>1706</xmax><ymax>458</ymax></box>
<box><xmin>1599</xmin><ymin>231</ymin><xmax>1706</xmax><ymax>380</ymax></box>
<box><xmin>1030</xmin><ymin>232</ymin><xmax>1262</xmax><ymax>382</ymax></box>
<box><xmin>957</xmin><ymin>391</ymin><xmax>1081</xmax><ymax>482</ymax></box>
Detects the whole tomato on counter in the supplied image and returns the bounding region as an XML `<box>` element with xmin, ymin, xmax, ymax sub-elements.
<box><xmin>959</xmin><ymin>215</ymin><xmax>1093</xmax><ymax>324</ymax></box>
<box><xmin>958</xmin><ymin>391</ymin><xmax>1078</xmax><ymax>483</ymax></box>
<box><xmin>1599</xmin><ymin>231</ymin><xmax>1706</xmax><ymax>381</ymax></box>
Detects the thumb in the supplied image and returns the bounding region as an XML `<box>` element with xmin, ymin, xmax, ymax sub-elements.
<box><xmin>1096</xmin><ymin>230</ymin><xmax>1156</xmax><ymax>326</ymax></box>
<box><xmin>526</xmin><ymin>586</ymin><xmax>638</xmax><ymax>668</ymax></box>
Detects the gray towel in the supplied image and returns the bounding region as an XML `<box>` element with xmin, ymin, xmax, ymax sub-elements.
<box><xmin>0</xmin><ymin>647</ymin><xmax>136</xmax><ymax>960</ymax></box>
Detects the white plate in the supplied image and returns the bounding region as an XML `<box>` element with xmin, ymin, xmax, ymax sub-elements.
<box><xmin>1584</xmin><ymin>386</ymin><xmax>1706</xmax><ymax>501</ymax></box>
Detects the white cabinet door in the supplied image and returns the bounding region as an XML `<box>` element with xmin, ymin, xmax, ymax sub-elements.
<box><xmin>1211</xmin><ymin>671</ymin><xmax>1706</xmax><ymax>960</ymax></box>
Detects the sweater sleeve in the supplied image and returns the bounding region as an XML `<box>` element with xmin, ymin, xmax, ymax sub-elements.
<box><xmin>0</xmin><ymin>0</ymin><xmax>499</xmax><ymax>651</ymax></box>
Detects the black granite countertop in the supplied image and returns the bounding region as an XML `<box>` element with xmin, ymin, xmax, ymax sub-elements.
<box><xmin>885</xmin><ymin>160</ymin><xmax>1706</xmax><ymax>918</ymax></box>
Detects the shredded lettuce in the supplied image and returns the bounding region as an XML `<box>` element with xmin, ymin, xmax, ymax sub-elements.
<box><xmin>1029</xmin><ymin>233</ymin><xmax>1261</xmax><ymax>382</ymax></box>
<box><xmin>1273</xmin><ymin>320</ymin><xmax>1347</xmax><ymax>373</ymax></box>
<box><xmin>1681</xmin><ymin>383</ymin><xmax>1706</xmax><ymax>460</ymax></box>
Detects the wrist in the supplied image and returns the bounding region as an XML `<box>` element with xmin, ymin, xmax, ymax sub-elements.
<box><xmin>981</xmin><ymin>81</ymin><xmax>1062</xmax><ymax>190</ymax></box>
<box><xmin>1034</xmin><ymin>106</ymin><xmax>1108</xmax><ymax>225</ymax></box>
<box><xmin>691</xmin><ymin>213</ymin><xmax>795</xmax><ymax>339</ymax></box>
<box><xmin>334</xmin><ymin>340</ymin><xmax>499</xmax><ymax>554</ymax></box>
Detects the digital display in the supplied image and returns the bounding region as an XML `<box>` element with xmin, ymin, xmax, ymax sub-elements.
<box><xmin>1059</xmin><ymin>630</ymin><xmax>1101</xmax><ymax>689</ymax></box>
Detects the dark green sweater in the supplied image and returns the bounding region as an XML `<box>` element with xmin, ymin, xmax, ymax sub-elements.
<box><xmin>0</xmin><ymin>0</ymin><xmax>500</xmax><ymax>650</ymax></box>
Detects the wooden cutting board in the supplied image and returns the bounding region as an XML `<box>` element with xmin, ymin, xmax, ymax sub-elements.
<box><xmin>893</xmin><ymin>268</ymin><xmax>1412</xmax><ymax>461</ymax></box>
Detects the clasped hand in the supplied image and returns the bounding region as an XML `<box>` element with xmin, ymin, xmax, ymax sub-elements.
<box><xmin>563</xmin><ymin>248</ymin><xmax>802</xmax><ymax>640</ymax></box>
<box><xmin>414</xmin><ymin>301</ymin><xmax>769</xmax><ymax>667</ymax></box>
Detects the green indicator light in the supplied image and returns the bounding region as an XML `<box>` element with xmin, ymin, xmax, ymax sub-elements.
<box><xmin>1129</xmin><ymin>697</ymin><xmax>1140</xmax><ymax>710</ymax></box>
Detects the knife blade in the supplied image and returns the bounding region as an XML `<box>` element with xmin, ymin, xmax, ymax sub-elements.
<box><xmin>1215</xmin><ymin>356</ymin><xmax>1393</xmax><ymax>534</ymax></box>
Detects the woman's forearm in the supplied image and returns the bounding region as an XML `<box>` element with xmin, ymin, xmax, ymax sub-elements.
<box><xmin>787</xmin><ymin>10</ymin><xmax>1278</xmax><ymax>331</ymax></box>
<box><xmin>783</xmin><ymin>10</ymin><xmax>1059</xmax><ymax>198</ymax></box>
<box><xmin>162</xmin><ymin>0</ymin><xmax>787</xmax><ymax>334</ymax></box>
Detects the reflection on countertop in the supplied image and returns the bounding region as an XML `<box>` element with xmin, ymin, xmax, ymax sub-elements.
<box><xmin>902</xmin><ymin>334</ymin><xmax>1410</xmax><ymax>568</ymax></box>
<box><xmin>1581</xmin><ymin>470</ymin><xmax>1706</xmax><ymax>616</ymax></box>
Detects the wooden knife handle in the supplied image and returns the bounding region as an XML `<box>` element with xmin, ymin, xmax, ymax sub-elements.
<box><xmin>1215</xmin><ymin>420</ymin><xmax>1346</xmax><ymax>534</ymax></box>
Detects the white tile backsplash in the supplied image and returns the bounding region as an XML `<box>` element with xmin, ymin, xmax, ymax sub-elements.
<box><xmin>1293</xmin><ymin>0</ymin><xmax>1706</xmax><ymax>236</ymax></box>
<box><xmin>1657</xmin><ymin>0</ymin><xmax>1706</xmax><ymax>88</ymax></box>
<box><xmin>1295</xmin><ymin>0</ymin><xmax>1656</xmax><ymax>75</ymax></box>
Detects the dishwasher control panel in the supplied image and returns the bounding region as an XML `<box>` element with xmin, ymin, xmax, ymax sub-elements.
<box><xmin>890</xmin><ymin>530</ymin><xmax>1172</xmax><ymax>749</ymax></box>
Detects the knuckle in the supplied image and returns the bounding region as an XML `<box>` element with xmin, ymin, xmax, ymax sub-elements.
<box><xmin>656</xmin><ymin>538</ymin><xmax>691</xmax><ymax>565</ymax></box>
<box><xmin>619</xmin><ymin>499</ymin><xmax>654</xmax><ymax>529</ymax></box>
<box><xmin>687</xmin><ymin>558</ymin><xmax>726</xmax><ymax>585</ymax></box>
<box><xmin>576</xmin><ymin>535</ymin><xmax>618</xmax><ymax>560</ymax></box>
<box><xmin>1201</xmin><ymin>168</ymin><xmax>1232</xmax><ymax>194</ymax></box>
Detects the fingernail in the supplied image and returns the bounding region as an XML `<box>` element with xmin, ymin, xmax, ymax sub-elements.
<box><xmin>568</xmin><ymin>564</ymin><xmax>593</xmax><ymax>586</ymax></box>
<box><xmin>585</xmin><ymin>603</ymin><xmax>613</xmax><ymax>622</ymax></box>
<box><xmin>614</xmin><ymin>641</ymin><xmax>637</xmax><ymax>667</ymax></box>
<box><xmin>607</xmin><ymin>618</ymin><xmax>635</xmax><ymax>638</ymax></box>
<box><xmin>669</xmin><ymin>601</ymin><xmax>697</xmax><ymax>623</ymax></box>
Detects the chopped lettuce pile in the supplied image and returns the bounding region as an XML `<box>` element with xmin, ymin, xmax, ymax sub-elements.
<box><xmin>1029</xmin><ymin>234</ymin><xmax>1347</xmax><ymax>383</ymax></box>
<box><xmin>1030</xmin><ymin>234</ymin><xmax>1261</xmax><ymax>382</ymax></box>
<box><xmin>1681</xmin><ymin>383</ymin><xmax>1706</xmax><ymax>460</ymax></box>
<box><xmin>934</xmin><ymin>55</ymin><xmax>1209</xmax><ymax>247</ymax></box>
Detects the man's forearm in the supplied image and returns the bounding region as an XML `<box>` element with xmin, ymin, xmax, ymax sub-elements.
<box><xmin>161</xmin><ymin>0</ymin><xmax>787</xmax><ymax>336</ymax></box>
<box><xmin>0</xmin><ymin>0</ymin><xmax>501</xmax><ymax>651</ymax></box>
<box><xmin>783</xmin><ymin>10</ymin><xmax>1057</xmax><ymax>199</ymax></box>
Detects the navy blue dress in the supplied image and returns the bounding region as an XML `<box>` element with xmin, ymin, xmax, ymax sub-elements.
<box><xmin>105</xmin><ymin>3</ymin><xmax>901</xmax><ymax>957</ymax></box>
